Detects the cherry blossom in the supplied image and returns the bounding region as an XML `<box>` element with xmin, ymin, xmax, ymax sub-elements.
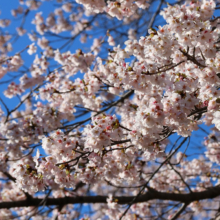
<box><xmin>0</xmin><ymin>0</ymin><xmax>220</xmax><ymax>219</ymax></box>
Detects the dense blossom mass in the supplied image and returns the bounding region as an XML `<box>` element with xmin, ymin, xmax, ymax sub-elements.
<box><xmin>1</xmin><ymin>0</ymin><xmax>220</xmax><ymax>219</ymax></box>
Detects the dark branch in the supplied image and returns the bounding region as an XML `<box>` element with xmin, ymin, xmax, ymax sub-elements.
<box><xmin>1</xmin><ymin>185</ymin><xmax>220</xmax><ymax>209</ymax></box>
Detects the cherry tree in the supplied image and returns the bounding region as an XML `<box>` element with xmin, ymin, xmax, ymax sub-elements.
<box><xmin>1</xmin><ymin>0</ymin><xmax>220</xmax><ymax>219</ymax></box>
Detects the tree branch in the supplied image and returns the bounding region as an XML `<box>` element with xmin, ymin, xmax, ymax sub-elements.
<box><xmin>1</xmin><ymin>185</ymin><xmax>220</xmax><ymax>209</ymax></box>
<box><xmin>170</xmin><ymin>203</ymin><xmax>190</xmax><ymax>220</ymax></box>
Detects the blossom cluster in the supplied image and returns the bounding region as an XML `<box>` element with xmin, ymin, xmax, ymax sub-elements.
<box><xmin>1</xmin><ymin>0</ymin><xmax>220</xmax><ymax>219</ymax></box>
<box><xmin>76</xmin><ymin>0</ymin><xmax>150</xmax><ymax>19</ymax></box>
